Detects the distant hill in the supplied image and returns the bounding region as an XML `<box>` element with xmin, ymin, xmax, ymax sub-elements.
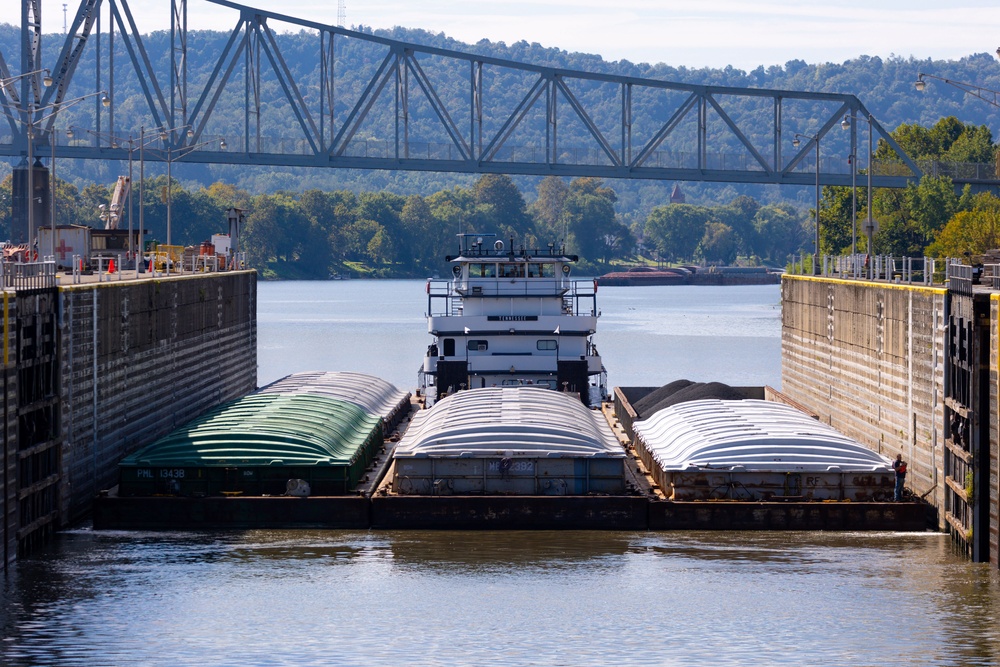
<box><xmin>2</xmin><ymin>22</ymin><xmax>1000</xmax><ymax>219</ymax></box>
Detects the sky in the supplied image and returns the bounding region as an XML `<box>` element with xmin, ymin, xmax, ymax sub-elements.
<box><xmin>31</xmin><ymin>0</ymin><xmax>1000</xmax><ymax>71</ymax></box>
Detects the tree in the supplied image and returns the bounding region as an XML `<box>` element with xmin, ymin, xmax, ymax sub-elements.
<box><xmin>560</xmin><ymin>178</ymin><xmax>628</xmax><ymax>263</ymax></box>
<box><xmin>718</xmin><ymin>194</ymin><xmax>759</xmax><ymax>256</ymax></box>
<box><xmin>906</xmin><ymin>175</ymin><xmax>959</xmax><ymax>244</ymax></box>
<box><xmin>698</xmin><ymin>221</ymin><xmax>738</xmax><ymax>264</ymax></box>
<box><xmin>401</xmin><ymin>194</ymin><xmax>446</xmax><ymax>273</ymax></box>
<box><xmin>753</xmin><ymin>204</ymin><xmax>806</xmax><ymax>263</ymax></box>
<box><xmin>530</xmin><ymin>176</ymin><xmax>569</xmax><ymax>240</ymax></box>
<box><xmin>927</xmin><ymin>192</ymin><xmax>1000</xmax><ymax>258</ymax></box>
<box><xmin>943</xmin><ymin>125</ymin><xmax>994</xmax><ymax>164</ymax></box>
<box><xmin>818</xmin><ymin>185</ymin><xmax>874</xmax><ymax>255</ymax></box>
<box><xmin>242</xmin><ymin>194</ymin><xmax>284</xmax><ymax>270</ymax></box>
<box><xmin>355</xmin><ymin>192</ymin><xmax>405</xmax><ymax>264</ymax></box>
<box><xmin>473</xmin><ymin>174</ymin><xmax>533</xmax><ymax>244</ymax></box>
<box><xmin>644</xmin><ymin>204</ymin><xmax>708</xmax><ymax>262</ymax></box>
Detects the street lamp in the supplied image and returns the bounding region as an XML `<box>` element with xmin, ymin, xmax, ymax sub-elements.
<box><xmin>147</xmin><ymin>127</ymin><xmax>227</xmax><ymax>246</ymax></box>
<box><xmin>69</xmin><ymin>126</ymin><xmax>162</xmax><ymax>269</ymax></box>
<box><xmin>841</xmin><ymin>113</ymin><xmax>878</xmax><ymax>272</ymax></box>
<box><xmin>0</xmin><ymin>68</ymin><xmax>53</xmax><ymax>90</ymax></box>
<box><xmin>915</xmin><ymin>72</ymin><xmax>1000</xmax><ymax>108</ymax></box>
<box><xmin>0</xmin><ymin>83</ymin><xmax>110</xmax><ymax>247</ymax></box>
<box><xmin>793</xmin><ymin>132</ymin><xmax>821</xmax><ymax>274</ymax></box>
<box><xmin>1</xmin><ymin>69</ymin><xmax>52</xmax><ymax>249</ymax></box>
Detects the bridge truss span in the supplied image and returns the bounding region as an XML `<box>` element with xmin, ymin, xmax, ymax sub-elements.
<box><xmin>4</xmin><ymin>0</ymin><xmax>922</xmax><ymax>188</ymax></box>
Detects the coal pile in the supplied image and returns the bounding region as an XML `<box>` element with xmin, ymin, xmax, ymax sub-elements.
<box><xmin>633</xmin><ymin>380</ymin><xmax>746</xmax><ymax>418</ymax></box>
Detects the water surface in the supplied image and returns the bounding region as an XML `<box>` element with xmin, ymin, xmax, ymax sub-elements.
<box><xmin>4</xmin><ymin>281</ymin><xmax>990</xmax><ymax>667</ymax></box>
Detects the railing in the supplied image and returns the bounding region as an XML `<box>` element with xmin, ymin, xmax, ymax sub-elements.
<box><xmin>949</xmin><ymin>263</ymin><xmax>974</xmax><ymax>296</ymax></box>
<box><xmin>427</xmin><ymin>277</ymin><xmax>598</xmax><ymax>317</ymax></box>
<box><xmin>65</xmin><ymin>251</ymin><xmax>248</xmax><ymax>285</ymax></box>
<box><xmin>787</xmin><ymin>254</ymin><xmax>949</xmax><ymax>285</ymax></box>
<box><xmin>0</xmin><ymin>259</ymin><xmax>57</xmax><ymax>290</ymax></box>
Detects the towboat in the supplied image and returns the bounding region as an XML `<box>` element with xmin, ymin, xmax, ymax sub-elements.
<box><xmin>419</xmin><ymin>233</ymin><xmax>607</xmax><ymax>406</ymax></box>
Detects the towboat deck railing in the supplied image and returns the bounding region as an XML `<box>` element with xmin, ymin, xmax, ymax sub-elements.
<box><xmin>427</xmin><ymin>278</ymin><xmax>599</xmax><ymax>317</ymax></box>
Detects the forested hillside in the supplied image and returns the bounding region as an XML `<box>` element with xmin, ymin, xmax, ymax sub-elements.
<box><xmin>2</xmin><ymin>23</ymin><xmax>1000</xmax><ymax>277</ymax></box>
<box><xmin>2</xmin><ymin>22</ymin><xmax>1000</xmax><ymax>209</ymax></box>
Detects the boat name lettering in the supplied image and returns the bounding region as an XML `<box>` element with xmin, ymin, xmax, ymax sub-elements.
<box><xmin>487</xmin><ymin>316</ymin><xmax>538</xmax><ymax>322</ymax></box>
<box><xmin>158</xmin><ymin>469</ymin><xmax>186</xmax><ymax>479</ymax></box>
<box><xmin>136</xmin><ymin>469</ymin><xmax>153</xmax><ymax>478</ymax></box>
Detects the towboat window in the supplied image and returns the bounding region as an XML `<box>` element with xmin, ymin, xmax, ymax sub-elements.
<box><xmin>536</xmin><ymin>340</ymin><xmax>557</xmax><ymax>351</ymax></box>
<box><xmin>528</xmin><ymin>263</ymin><xmax>555</xmax><ymax>278</ymax></box>
<box><xmin>469</xmin><ymin>263</ymin><xmax>496</xmax><ymax>278</ymax></box>
<box><xmin>467</xmin><ymin>340</ymin><xmax>489</xmax><ymax>351</ymax></box>
<box><xmin>500</xmin><ymin>263</ymin><xmax>524</xmax><ymax>278</ymax></box>
<box><xmin>442</xmin><ymin>338</ymin><xmax>455</xmax><ymax>356</ymax></box>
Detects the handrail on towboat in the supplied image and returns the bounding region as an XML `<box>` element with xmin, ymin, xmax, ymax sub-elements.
<box><xmin>426</xmin><ymin>277</ymin><xmax>598</xmax><ymax>317</ymax></box>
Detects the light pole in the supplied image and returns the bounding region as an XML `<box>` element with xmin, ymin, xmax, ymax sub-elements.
<box><xmin>0</xmin><ymin>79</ymin><xmax>110</xmax><ymax>248</ymax></box>
<box><xmin>70</xmin><ymin>126</ymin><xmax>162</xmax><ymax>269</ymax></box>
<box><xmin>147</xmin><ymin>128</ymin><xmax>227</xmax><ymax>246</ymax></box>
<box><xmin>1</xmin><ymin>69</ymin><xmax>51</xmax><ymax>248</ymax></box>
<box><xmin>841</xmin><ymin>114</ymin><xmax>877</xmax><ymax>269</ymax></box>
<box><xmin>915</xmin><ymin>72</ymin><xmax>1000</xmax><ymax>108</ymax></box>
<box><xmin>793</xmin><ymin>132</ymin><xmax>821</xmax><ymax>274</ymax></box>
<box><xmin>50</xmin><ymin>126</ymin><xmax>58</xmax><ymax>260</ymax></box>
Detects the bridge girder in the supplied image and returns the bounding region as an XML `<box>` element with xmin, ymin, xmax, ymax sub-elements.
<box><xmin>4</xmin><ymin>0</ymin><xmax>924</xmax><ymax>189</ymax></box>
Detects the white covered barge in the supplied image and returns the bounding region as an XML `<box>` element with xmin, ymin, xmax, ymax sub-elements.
<box><xmin>392</xmin><ymin>387</ymin><xmax>626</xmax><ymax>495</ymax></box>
<box><xmin>632</xmin><ymin>398</ymin><xmax>895</xmax><ymax>501</ymax></box>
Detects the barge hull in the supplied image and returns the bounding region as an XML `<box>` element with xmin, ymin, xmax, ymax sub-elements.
<box><xmin>650</xmin><ymin>501</ymin><xmax>930</xmax><ymax>531</ymax></box>
<box><xmin>370</xmin><ymin>495</ymin><xmax>648</xmax><ymax>530</ymax></box>
<box><xmin>93</xmin><ymin>495</ymin><xmax>370</xmax><ymax>530</ymax></box>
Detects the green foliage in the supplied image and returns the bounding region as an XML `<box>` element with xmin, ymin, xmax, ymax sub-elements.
<box><xmin>8</xmin><ymin>22</ymin><xmax>1000</xmax><ymax>269</ymax></box>
<box><xmin>561</xmin><ymin>178</ymin><xmax>631</xmax><ymax>264</ymax></box>
<box><xmin>699</xmin><ymin>222</ymin><xmax>738</xmax><ymax>264</ymax></box>
<box><xmin>927</xmin><ymin>192</ymin><xmax>1000</xmax><ymax>258</ymax></box>
<box><xmin>754</xmin><ymin>204</ymin><xmax>808</xmax><ymax>263</ymax></box>
<box><xmin>644</xmin><ymin>204</ymin><xmax>708</xmax><ymax>261</ymax></box>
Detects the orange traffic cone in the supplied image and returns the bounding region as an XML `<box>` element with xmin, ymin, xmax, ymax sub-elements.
<box><xmin>108</xmin><ymin>258</ymin><xmax>116</xmax><ymax>273</ymax></box>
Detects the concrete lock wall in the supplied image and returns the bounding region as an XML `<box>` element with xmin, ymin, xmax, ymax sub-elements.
<box><xmin>58</xmin><ymin>272</ymin><xmax>258</xmax><ymax>524</ymax></box>
<box><xmin>781</xmin><ymin>275</ymin><xmax>947</xmax><ymax>528</ymax></box>
<box><xmin>991</xmin><ymin>295</ymin><xmax>1000</xmax><ymax>566</ymax></box>
<box><xmin>1</xmin><ymin>292</ymin><xmax>18</xmax><ymax>568</ymax></box>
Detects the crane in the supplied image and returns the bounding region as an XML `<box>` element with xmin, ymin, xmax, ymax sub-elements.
<box><xmin>98</xmin><ymin>176</ymin><xmax>131</xmax><ymax>229</ymax></box>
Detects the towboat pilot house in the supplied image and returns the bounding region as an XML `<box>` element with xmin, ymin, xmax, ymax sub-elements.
<box><xmin>421</xmin><ymin>234</ymin><xmax>607</xmax><ymax>406</ymax></box>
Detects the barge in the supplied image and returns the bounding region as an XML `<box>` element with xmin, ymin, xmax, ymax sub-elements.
<box><xmin>90</xmin><ymin>236</ymin><xmax>925</xmax><ymax>532</ymax></box>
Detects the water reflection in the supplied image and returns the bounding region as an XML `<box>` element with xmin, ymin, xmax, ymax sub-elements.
<box><xmin>383</xmin><ymin>530</ymin><xmax>632</xmax><ymax>575</ymax></box>
<box><xmin>3</xmin><ymin>529</ymin><xmax>1000</xmax><ymax>666</ymax></box>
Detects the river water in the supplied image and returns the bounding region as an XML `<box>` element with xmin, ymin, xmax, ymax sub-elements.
<box><xmin>2</xmin><ymin>281</ymin><xmax>999</xmax><ymax>667</ymax></box>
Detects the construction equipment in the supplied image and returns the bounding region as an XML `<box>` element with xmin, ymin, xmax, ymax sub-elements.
<box><xmin>98</xmin><ymin>176</ymin><xmax>131</xmax><ymax>229</ymax></box>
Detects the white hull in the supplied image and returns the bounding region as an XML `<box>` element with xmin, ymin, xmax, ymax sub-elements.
<box><xmin>419</xmin><ymin>234</ymin><xmax>606</xmax><ymax>406</ymax></box>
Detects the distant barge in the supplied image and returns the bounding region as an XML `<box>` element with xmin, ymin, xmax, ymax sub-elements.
<box><xmin>598</xmin><ymin>265</ymin><xmax>781</xmax><ymax>286</ymax></box>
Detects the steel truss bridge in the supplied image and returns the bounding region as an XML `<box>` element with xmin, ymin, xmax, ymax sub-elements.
<box><xmin>1</xmin><ymin>0</ymin><xmax>981</xmax><ymax>190</ymax></box>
